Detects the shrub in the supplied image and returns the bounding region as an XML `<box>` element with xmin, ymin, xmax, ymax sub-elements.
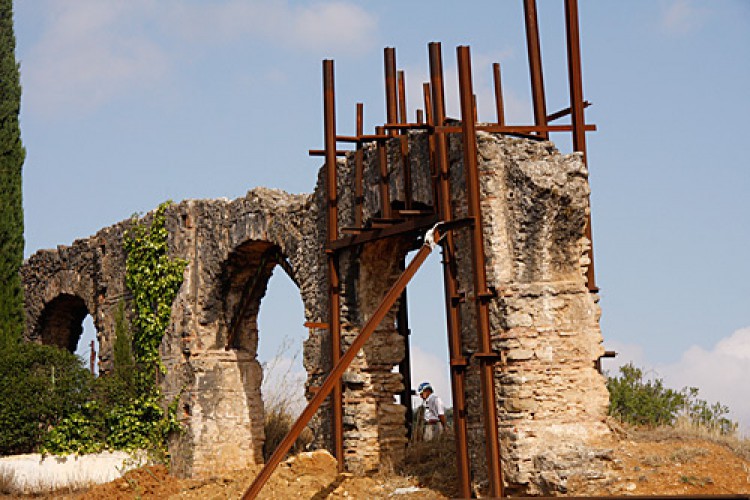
<box><xmin>607</xmin><ymin>363</ymin><xmax>736</xmax><ymax>434</ymax></box>
<box><xmin>0</xmin><ymin>343</ymin><xmax>93</xmax><ymax>455</ymax></box>
<box><xmin>607</xmin><ymin>363</ymin><xmax>686</xmax><ymax>427</ymax></box>
<box><xmin>43</xmin><ymin>203</ymin><xmax>186</xmax><ymax>458</ymax></box>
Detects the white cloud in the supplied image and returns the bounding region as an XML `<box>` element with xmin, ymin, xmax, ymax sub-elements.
<box><xmin>23</xmin><ymin>0</ymin><xmax>169</xmax><ymax>117</ymax></box>
<box><xmin>657</xmin><ymin>327</ymin><xmax>750</xmax><ymax>435</ymax></box>
<box><xmin>291</xmin><ymin>2</ymin><xmax>377</xmax><ymax>54</ymax></box>
<box><xmin>661</xmin><ymin>0</ymin><xmax>706</xmax><ymax>35</ymax></box>
<box><xmin>168</xmin><ymin>0</ymin><xmax>377</xmax><ymax>55</ymax></box>
<box><xmin>604</xmin><ymin>328</ymin><xmax>750</xmax><ymax>436</ymax></box>
<box><xmin>21</xmin><ymin>0</ymin><xmax>377</xmax><ymax>117</ymax></box>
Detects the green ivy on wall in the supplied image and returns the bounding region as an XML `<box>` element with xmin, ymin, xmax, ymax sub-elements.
<box><xmin>42</xmin><ymin>201</ymin><xmax>187</xmax><ymax>459</ymax></box>
<box><xmin>124</xmin><ymin>201</ymin><xmax>187</xmax><ymax>374</ymax></box>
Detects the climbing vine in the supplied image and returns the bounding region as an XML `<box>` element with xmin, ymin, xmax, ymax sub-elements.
<box><xmin>124</xmin><ymin>201</ymin><xmax>188</xmax><ymax>373</ymax></box>
<box><xmin>42</xmin><ymin>201</ymin><xmax>187</xmax><ymax>458</ymax></box>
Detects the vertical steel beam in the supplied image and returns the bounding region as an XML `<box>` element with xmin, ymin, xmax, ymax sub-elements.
<box><xmin>493</xmin><ymin>63</ymin><xmax>506</xmax><ymax>126</ymax></box>
<box><xmin>422</xmin><ymin>82</ymin><xmax>433</xmax><ymax>128</ymax></box>
<box><xmin>396</xmin><ymin>264</ymin><xmax>414</xmax><ymax>439</ymax></box>
<box><xmin>397</xmin><ymin>70</ymin><xmax>408</xmax><ymax>124</ymax></box>
<box><xmin>243</xmin><ymin>233</ymin><xmax>439</xmax><ymax>499</ymax></box>
<box><xmin>457</xmin><ymin>45</ymin><xmax>504</xmax><ymax>498</ymax></box>
<box><xmin>323</xmin><ymin>59</ymin><xmax>344</xmax><ymax>471</ymax></box>
<box><xmin>384</xmin><ymin>47</ymin><xmax>399</xmax><ymax>132</ymax></box>
<box><xmin>398</xmin><ymin>70</ymin><xmax>413</xmax><ymax>209</ymax></box>
<box><xmin>523</xmin><ymin>0</ymin><xmax>549</xmax><ymax>139</ymax></box>
<box><xmin>428</xmin><ymin>41</ymin><xmax>472</xmax><ymax>499</ymax></box>
<box><xmin>564</xmin><ymin>0</ymin><xmax>598</xmax><ymax>292</ymax></box>
<box><xmin>355</xmin><ymin>103</ymin><xmax>364</xmax><ymax>228</ymax></box>
<box><xmin>376</xmin><ymin>125</ymin><xmax>392</xmax><ymax>219</ymax></box>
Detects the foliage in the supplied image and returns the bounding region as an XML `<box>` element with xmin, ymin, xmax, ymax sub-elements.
<box><xmin>43</xmin><ymin>203</ymin><xmax>187</xmax><ymax>458</ymax></box>
<box><xmin>0</xmin><ymin>0</ymin><xmax>26</xmax><ymax>348</ymax></box>
<box><xmin>0</xmin><ymin>343</ymin><xmax>92</xmax><ymax>455</ymax></box>
<box><xmin>607</xmin><ymin>363</ymin><xmax>736</xmax><ymax>434</ymax></box>
<box><xmin>123</xmin><ymin>202</ymin><xmax>187</xmax><ymax>374</ymax></box>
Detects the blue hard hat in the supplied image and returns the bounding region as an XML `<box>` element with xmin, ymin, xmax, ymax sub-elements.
<box><xmin>417</xmin><ymin>381</ymin><xmax>432</xmax><ymax>393</ymax></box>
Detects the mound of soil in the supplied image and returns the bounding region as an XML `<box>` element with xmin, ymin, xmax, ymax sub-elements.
<box><xmin>568</xmin><ymin>431</ymin><xmax>750</xmax><ymax>496</ymax></box>
<box><xmin>14</xmin><ymin>431</ymin><xmax>749</xmax><ymax>498</ymax></box>
<box><xmin>59</xmin><ymin>450</ymin><xmax>445</xmax><ymax>499</ymax></box>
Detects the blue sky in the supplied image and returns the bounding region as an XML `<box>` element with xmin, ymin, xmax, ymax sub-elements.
<box><xmin>15</xmin><ymin>1</ymin><xmax>749</xmax><ymax>432</ymax></box>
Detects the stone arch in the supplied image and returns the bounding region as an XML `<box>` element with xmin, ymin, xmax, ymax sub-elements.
<box><xmin>36</xmin><ymin>293</ymin><xmax>91</xmax><ymax>352</ymax></box>
<box><xmin>220</xmin><ymin>240</ymin><xmax>291</xmax><ymax>352</ymax></box>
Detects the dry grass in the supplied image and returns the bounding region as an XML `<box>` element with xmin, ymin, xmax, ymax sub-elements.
<box><xmin>627</xmin><ymin>416</ymin><xmax>750</xmax><ymax>462</ymax></box>
<box><xmin>0</xmin><ymin>465</ymin><xmax>15</xmax><ymax>495</ymax></box>
<box><xmin>397</xmin><ymin>430</ymin><xmax>459</xmax><ymax>498</ymax></box>
<box><xmin>0</xmin><ymin>464</ymin><xmax>96</xmax><ymax>496</ymax></box>
<box><xmin>260</xmin><ymin>336</ymin><xmax>313</xmax><ymax>461</ymax></box>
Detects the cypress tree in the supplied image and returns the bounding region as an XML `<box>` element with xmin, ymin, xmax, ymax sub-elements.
<box><xmin>0</xmin><ymin>0</ymin><xmax>26</xmax><ymax>348</ymax></box>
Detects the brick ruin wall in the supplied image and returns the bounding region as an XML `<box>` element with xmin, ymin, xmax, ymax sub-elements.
<box><xmin>21</xmin><ymin>133</ymin><xmax>611</xmax><ymax>495</ymax></box>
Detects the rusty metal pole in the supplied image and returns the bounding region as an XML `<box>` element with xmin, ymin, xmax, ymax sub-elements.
<box><xmin>493</xmin><ymin>63</ymin><xmax>506</xmax><ymax>126</ymax></box>
<box><xmin>422</xmin><ymin>82</ymin><xmax>433</xmax><ymax>129</ymax></box>
<box><xmin>398</xmin><ymin>69</ymin><xmax>413</xmax><ymax>210</ymax></box>
<box><xmin>243</xmin><ymin>230</ymin><xmax>441</xmax><ymax>500</ymax></box>
<box><xmin>457</xmin><ymin>45</ymin><xmax>504</xmax><ymax>498</ymax></box>
<box><xmin>564</xmin><ymin>0</ymin><xmax>598</xmax><ymax>292</ymax></box>
<box><xmin>396</xmin><ymin>266</ymin><xmax>414</xmax><ymax>439</ymax></box>
<box><xmin>89</xmin><ymin>340</ymin><xmax>96</xmax><ymax>374</ymax></box>
<box><xmin>384</xmin><ymin>47</ymin><xmax>399</xmax><ymax>133</ymax></box>
<box><xmin>376</xmin><ymin>125</ymin><xmax>392</xmax><ymax>219</ymax></box>
<box><xmin>355</xmin><ymin>102</ymin><xmax>364</xmax><ymax>228</ymax></box>
<box><xmin>429</xmin><ymin>41</ymin><xmax>472</xmax><ymax>499</ymax></box>
<box><xmin>523</xmin><ymin>0</ymin><xmax>549</xmax><ymax>139</ymax></box>
<box><xmin>323</xmin><ymin>59</ymin><xmax>344</xmax><ymax>471</ymax></box>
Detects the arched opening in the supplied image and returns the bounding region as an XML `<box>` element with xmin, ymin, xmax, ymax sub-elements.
<box><xmin>399</xmin><ymin>250</ymin><xmax>452</xmax><ymax>435</ymax></box>
<box><xmin>256</xmin><ymin>267</ymin><xmax>308</xmax><ymax>459</ymax></box>
<box><xmin>37</xmin><ymin>294</ymin><xmax>89</xmax><ymax>353</ymax></box>
<box><xmin>74</xmin><ymin>315</ymin><xmax>100</xmax><ymax>375</ymax></box>
<box><xmin>220</xmin><ymin>240</ymin><xmax>308</xmax><ymax>462</ymax></box>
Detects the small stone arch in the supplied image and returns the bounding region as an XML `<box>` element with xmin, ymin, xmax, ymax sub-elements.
<box><xmin>36</xmin><ymin>293</ymin><xmax>91</xmax><ymax>352</ymax></box>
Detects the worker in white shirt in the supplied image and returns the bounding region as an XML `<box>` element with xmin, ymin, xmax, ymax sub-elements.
<box><xmin>417</xmin><ymin>381</ymin><xmax>447</xmax><ymax>441</ymax></box>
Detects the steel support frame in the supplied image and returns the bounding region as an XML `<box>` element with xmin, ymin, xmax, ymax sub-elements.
<box><xmin>323</xmin><ymin>60</ymin><xmax>345</xmax><ymax>471</ymax></box>
<box><xmin>428</xmin><ymin>42</ymin><xmax>473</xmax><ymax>499</ymax></box>
<box><xmin>564</xmin><ymin>0</ymin><xmax>598</xmax><ymax>293</ymax></box>
<box><xmin>457</xmin><ymin>45</ymin><xmax>504</xmax><ymax>498</ymax></box>
<box><xmin>523</xmin><ymin>0</ymin><xmax>549</xmax><ymax>139</ymax></box>
<box><xmin>249</xmin><ymin>2</ymin><xmax>600</xmax><ymax>495</ymax></box>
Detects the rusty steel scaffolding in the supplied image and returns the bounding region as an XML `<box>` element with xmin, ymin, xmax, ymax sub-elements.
<box><xmin>244</xmin><ymin>1</ymin><xmax>598</xmax><ymax>497</ymax></box>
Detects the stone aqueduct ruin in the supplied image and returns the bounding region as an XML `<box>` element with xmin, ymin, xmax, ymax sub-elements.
<box><xmin>21</xmin><ymin>132</ymin><xmax>612</xmax><ymax>494</ymax></box>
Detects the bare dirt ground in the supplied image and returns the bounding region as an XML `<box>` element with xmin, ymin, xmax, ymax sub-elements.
<box><xmin>10</xmin><ymin>427</ymin><xmax>750</xmax><ymax>498</ymax></box>
<box><xmin>568</xmin><ymin>426</ymin><xmax>750</xmax><ymax>496</ymax></box>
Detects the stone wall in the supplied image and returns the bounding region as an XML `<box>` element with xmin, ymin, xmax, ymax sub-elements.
<box><xmin>21</xmin><ymin>132</ymin><xmax>611</xmax><ymax>494</ymax></box>
<box><xmin>448</xmin><ymin>133</ymin><xmax>611</xmax><ymax>495</ymax></box>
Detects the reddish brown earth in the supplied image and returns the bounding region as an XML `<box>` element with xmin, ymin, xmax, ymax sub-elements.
<box><xmin>10</xmin><ymin>429</ymin><xmax>749</xmax><ymax>498</ymax></box>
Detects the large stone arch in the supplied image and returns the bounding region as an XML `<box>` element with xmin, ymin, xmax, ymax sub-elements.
<box><xmin>155</xmin><ymin>190</ymin><xmax>324</xmax><ymax>477</ymax></box>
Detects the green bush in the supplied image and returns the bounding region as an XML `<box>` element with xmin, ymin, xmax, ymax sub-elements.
<box><xmin>607</xmin><ymin>363</ymin><xmax>686</xmax><ymax>426</ymax></box>
<box><xmin>41</xmin><ymin>203</ymin><xmax>185</xmax><ymax>458</ymax></box>
<box><xmin>0</xmin><ymin>343</ymin><xmax>93</xmax><ymax>455</ymax></box>
<box><xmin>607</xmin><ymin>363</ymin><xmax>736</xmax><ymax>434</ymax></box>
